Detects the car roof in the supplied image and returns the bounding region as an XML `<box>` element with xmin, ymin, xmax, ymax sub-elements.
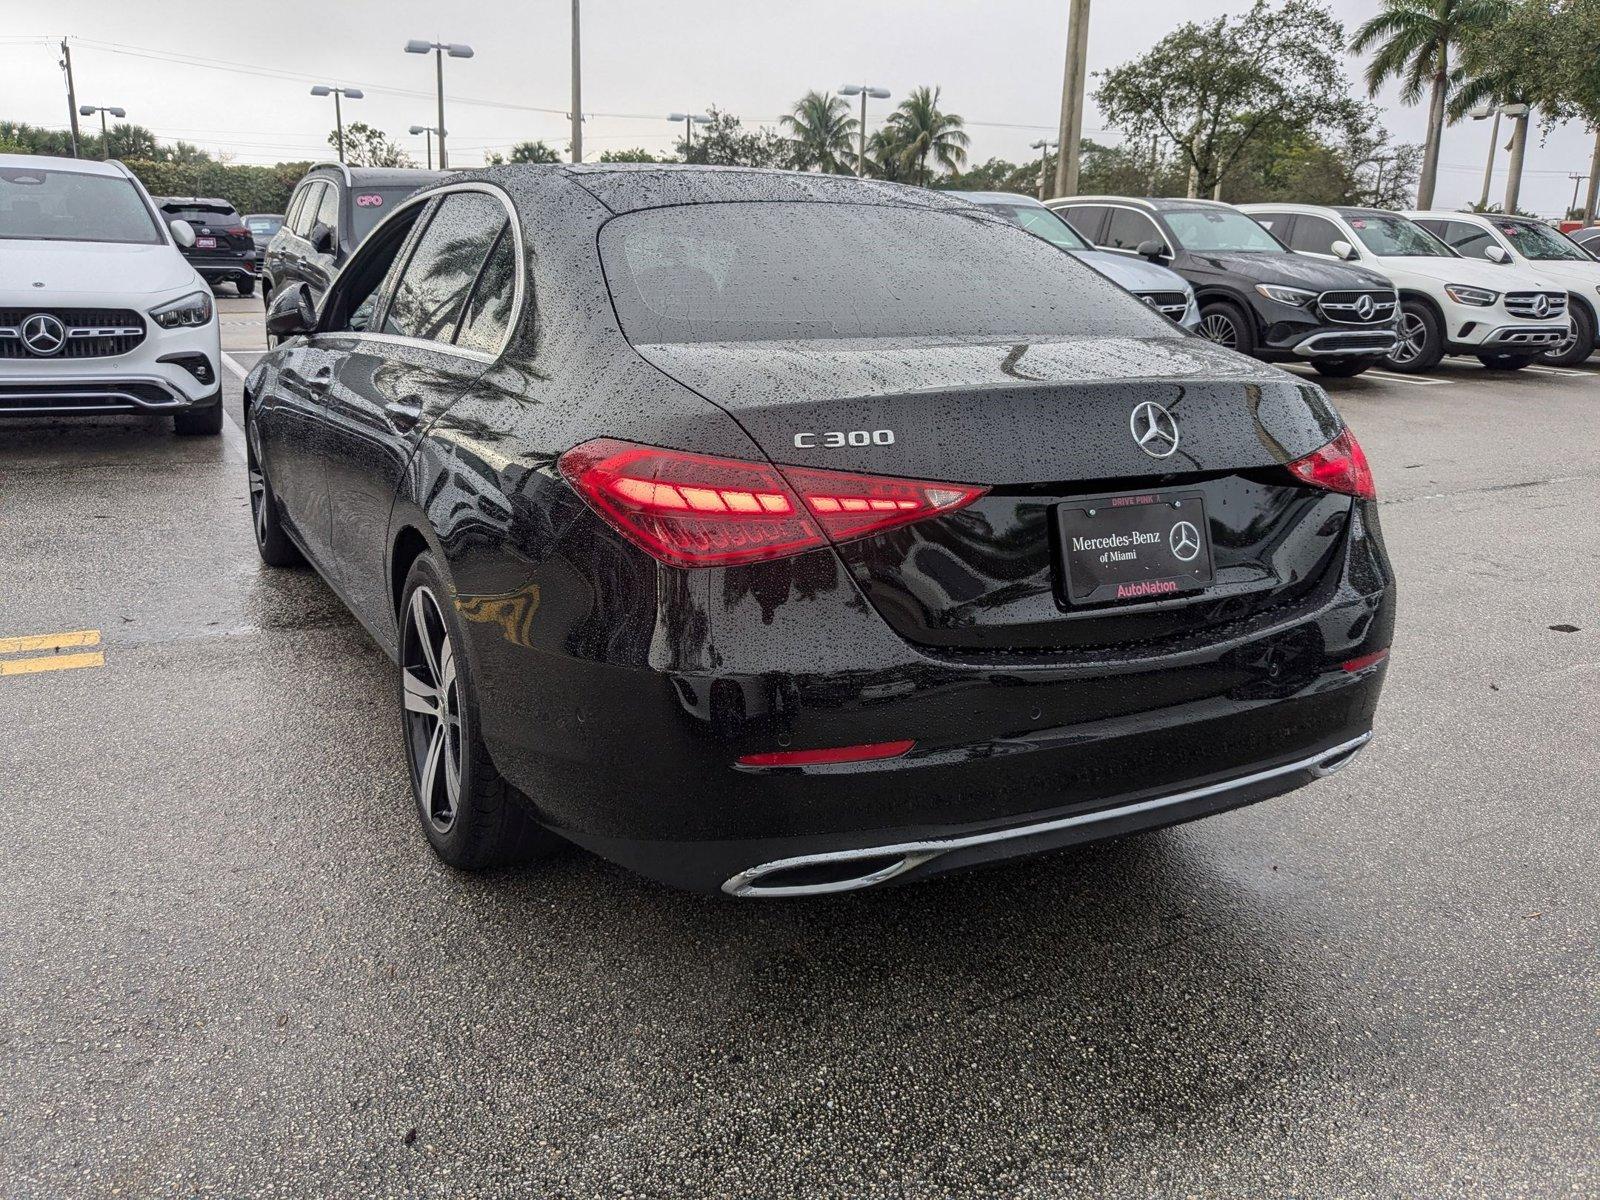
<box><xmin>948</xmin><ymin>190</ymin><xmax>1048</xmax><ymax>208</ymax></box>
<box><xmin>0</xmin><ymin>153</ymin><xmax>136</xmax><ymax>179</ymax></box>
<box><xmin>1051</xmin><ymin>196</ymin><xmax>1238</xmax><ymax>214</ymax></box>
<box><xmin>307</xmin><ymin>162</ymin><xmax>447</xmax><ymax>189</ymax></box>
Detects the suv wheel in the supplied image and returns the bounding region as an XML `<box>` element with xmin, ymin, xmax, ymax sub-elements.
<box><xmin>1312</xmin><ymin>356</ymin><xmax>1381</xmax><ymax>379</ymax></box>
<box><xmin>1198</xmin><ymin>301</ymin><xmax>1257</xmax><ymax>356</ymax></box>
<box><xmin>173</xmin><ymin>403</ymin><xmax>223</xmax><ymax>437</ymax></box>
<box><xmin>1384</xmin><ymin>299</ymin><xmax>1445</xmax><ymax>373</ymax></box>
<box><xmin>1477</xmin><ymin>353</ymin><xmax>1535</xmax><ymax>371</ymax></box>
<box><xmin>236</xmin><ymin>277</ymin><xmax>255</xmax><ymax>298</ymax></box>
<box><xmin>1538</xmin><ymin>302</ymin><xmax>1594</xmax><ymax>366</ymax></box>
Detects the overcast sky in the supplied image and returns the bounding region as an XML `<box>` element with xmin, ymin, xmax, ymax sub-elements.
<box><xmin>4</xmin><ymin>0</ymin><xmax>1595</xmax><ymax>217</ymax></box>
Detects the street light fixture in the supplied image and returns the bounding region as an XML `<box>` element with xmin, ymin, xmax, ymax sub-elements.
<box><xmin>408</xmin><ymin>124</ymin><xmax>442</xmax><ymax>171</ymax></box>
<box><xmin>1030</xmin><ymin>138</ymin><xmax>1058</xmax><ymax>200</ymax></box>
<box><xmin>667</xmin><ymin>112</ymin><xmax>711</xmax><ymax>153</ymax></box>
<box><xmin>839</xmin><ymin>84</ymin><xmax>891</xmax><ymax>178</ymax></box>
<box><xmin>79</xmin><ymin>104</ymin><xmax>126</xmax><ymax>160</ymax></box>
<box><xmin>405</xmin><ymin>39</ymin><xmax>475</xmax><ymax>170</ymax></box>
<box><xmin>310</xmin><ymin>85</ymin><xmax>364</xmax><ymax>165</ymax></box>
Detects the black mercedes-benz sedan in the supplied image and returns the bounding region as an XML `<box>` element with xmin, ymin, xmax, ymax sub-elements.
<box><xmin>246</xmin><ymin>165</ymin><xmax>1395</xmax><ymax>897</ymax></box>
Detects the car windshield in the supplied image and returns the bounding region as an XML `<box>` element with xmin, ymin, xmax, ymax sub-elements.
<box><xmin>978</xmin><ymin>202</ymin><xmax>1091</xmax><ymax>251</ymax></box>
<box><xmin>1163</xmin><ymin>207</ymin><xmax>1283</xmax><ymax>253</ymax></box>
<box><xmin>0</xmin><ymin>166</ymin><xmax>163</xmax><ymax>245</ymax></box>
<box><xmin>1343</xmin><ymin>212</ymin><xmax>1454</xmax><ymax>257</ymax></box>
<box><xmin>351</xmin><ymin>186</ymin><xmax>424</xmax><ymax>242</ymax></box>
<box><xmin>1497</xmin><ymin>219</ymin><xmax>1593</xmax><ymax>262</ymax></box>
<box><xmin>600</xmin><ymin>201</ymin><xmax>1175</xmax><ymax>345</ymax></box>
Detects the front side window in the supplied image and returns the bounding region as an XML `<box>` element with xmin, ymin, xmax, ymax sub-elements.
<box><xmin>454</xmin><ymin>223</ymin><xmax>519</xmax><ymax>353</ymax></box>
<box><xmin>1343</xmin><ymin>212</ymin><xmax>1454</xmax><ymax>257</ymax></box>
<box><xmin>1436</xmin><ymin>221</ymin><xmax>1498</xmax><ymax>260</ymax></box>
<box><xmin>383</xmin><ymin>191</ymin><xmax>509</xmax><ymax>343</ymax></box>
<box><xmin>1496</xmin><ymin>219</ymin><xmax>1592</xmax><ymax>261</ymax></box>
<box><xmin>599</xmin><ymin>201</ymin><xmax>1175</xmax><ymax>345</ymax></box>
<box><xmin>0</xmin><ymin>166</ymin><xmax>163</xmax><ymax>245</ymax></box>
<box><xmin>1057</xmin><ymin>204</ymin><xmax>1109</xmax><ymax>243</ymax></box>
<box><xmin>1286</xmin><ymin>215</ymin><xmax>1344</xmax><ymax>257</ymax></box>
<box><xmin>312</xmin><ymin>185</ymin><xmax>340</xmax><ymax>236</ymax></box>
<box><xmin>1103</xmin><ymin>208</ymin><xmax>1164</xmax><ymax>253</ymax></box>
<box><xmin>291</xmin><ymin>183</ymin><xmax>325</xmax><ymax>237</ymax></box>
<box><xmin>1163</xmin><ymin>207</ymin><xmax>1284</xmax><ymax>253</ymax></box>
<box><xmin>980</xmin><ymin>203</ymin><xmax>1090</xmax><ymax>251</ymax></box>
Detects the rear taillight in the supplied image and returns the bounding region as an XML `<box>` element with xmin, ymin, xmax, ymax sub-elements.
<box><xmin>557</xmin><ymin>438</ymin><xmax>986</xmax><ymax>568</ymax></box>
<box><xmin>227</xmin><ymin>226</ymin><xmax>250</xmax><ymax>239</ymax></box>
<box><xmin>1284</xmin><ymin>428</ymin><xmax>1375</xmax><ymax>500</ymax></box>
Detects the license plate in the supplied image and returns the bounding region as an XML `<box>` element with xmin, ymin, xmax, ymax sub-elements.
<box><xmin>195</xmin><ymin>236</ymin><xmax>216</xmax><ymax>249</ymax></box>
<box><xmin>1057</xmin><ymin>490</ymin><xmax>1214</xmax><ymax>605</ymax></box>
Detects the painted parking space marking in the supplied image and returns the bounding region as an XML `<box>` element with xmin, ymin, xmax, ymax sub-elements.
<box><xmin>1522</xmin><ymin>365</ymin><xmax>1592</xmax><ymax>378</ymax></box>
<box><xmin>0</xmin><ymin>629</ymin><xmax>104</xmax><ymax>677</ymax></box>
<box><xmin>1361</xmin><ymin>369</ymin><xmax>1449</xmax><ymax>386</ymax></box>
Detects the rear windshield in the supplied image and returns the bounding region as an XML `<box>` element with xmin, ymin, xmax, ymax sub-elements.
<box><xmin>599</xmin><ymin>201</ymin><xmax>1176</xmax><ymax>345</ymax></box>
<box><xmin>246</xmin><ymin>215</ymin><xmax>282</xmax><ymax>236</ymax></box>
<box><xmin>161</xmin><ymin>204</ymin><xmax>240</xmax><ymax>226</ymax></box>
<box><xmin>350</xmin><ymin>186</ymin><xmax>424</xmax><ymax>242</ymax></box>
<box><xmin>1164</xmin><ymin>207</ymin><xmax>1284</xmax><ymax>253</ymax></box>
<box><xmin>1343</xmin><ymin>212</ymin><xmax>1454</xmax><ymax>257</ymax></box>
<box><xmin>0</xmin><ymin>167</ymin><xmax>163</xmax><ymax>245</ymax></box>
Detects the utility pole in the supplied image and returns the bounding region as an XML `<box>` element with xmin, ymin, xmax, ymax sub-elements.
<box><xmin>60</xmin><ymin>40</ymin><xmax>81</xmax><ymax>158</ymax></box>
<box><xmin>1030</xmin><ymin>139</ymin><xmax>1057</xmax><ymax>200</ymax></box>
<box><xmin>1585</xmin><ymin>128</ymin><xmax>1600</xmax><ymax>226</ymax></box>
<box><xmin>1568</xmin><ymin>172</ymin><xmax>1586</xmax><ymax>220</ymax></box>
<box><xmin>570</xmin><ymin>0</ymin><xmax>583</xmax><ymax>163</ymax></box>
<box><xmin>1051</xmin><ymin>0</ymin><xmax>1092</xmax><ymax>198</ymax></box>
<box><xmin>1503</xmin><ymin>104</ymin><xmax>1530</xmax><ymax>214</ymax></box>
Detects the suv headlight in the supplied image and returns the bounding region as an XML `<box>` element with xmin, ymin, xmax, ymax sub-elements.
<box><xmin>1444</xmin><ymin>284</ymin><xmax>1498</xmax><ymax>307</ymax></box>
<box><xmin>1255</xmin><ymin>284</ymin><xmax>1316</xmax><ymax>307</ymax></box>
<box><xmin>149</xmin><ymin>291</ymin><xmax>214</xmax><ymax>329</ymax></box>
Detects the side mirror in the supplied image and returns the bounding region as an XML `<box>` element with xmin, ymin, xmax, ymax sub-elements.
<box><xmin>169</xmin><ymin>219</ymin><xmax>196</xmax><ymax>248</ymax></box>
<box><xmin>1485</xmin><ymin>244</ymin><xmax>1510</xmax><ymax>264</ymax></box>
<box><xmin>1330</xmin><ymin>239</ymin><xmax>1359</xmax><ymax>262</ymax></box>
<box><xmin>266</xmin><ymin>283</ymin><xmax>318</xmax><ymax>339</ymax></box>
<box><xmin>309</xmin><ymin>222</ymin><xmax>335</xmax><ymax>255</ymax></box>
<box><xmin>1136</xmin><ymin>238</ymin><xmax>1168</xmax><ymax>261</ymax></box>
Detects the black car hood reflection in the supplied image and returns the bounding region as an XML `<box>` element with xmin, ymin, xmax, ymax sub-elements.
<box><xmin>1182</xmin><ymin>250</ymin><xmax>1391</xmax><ymax>292</ymax></box>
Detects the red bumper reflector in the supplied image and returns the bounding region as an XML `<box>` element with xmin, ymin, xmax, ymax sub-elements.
<box><xmin>738</xmin><ymin>739</ymin><xmax>915</xmax><ymax>768</ymax></box>
<box><xmin>1340</xmin><ymin>649</ymin><xmax>1390</xmax><ymax>673</ymax></box>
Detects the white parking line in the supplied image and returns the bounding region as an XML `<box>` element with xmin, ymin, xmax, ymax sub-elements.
<box><xmin>1361</xmin><ymin>369</ymin><xmax>1448</xmax><ymax>387</ymax></box>
<box><xmin>1521</xmin><ymin>365</ymin><xmax>1592</xmax><ymax>378</ymax></box>
<box><xmin>220</xmin><ymin>352</ymin><xmax>255</xmax><ymax>382</ymax></box>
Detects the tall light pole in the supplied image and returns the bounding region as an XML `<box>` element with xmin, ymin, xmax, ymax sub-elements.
<box><xmin>1584</xmin><ymin>130</ymin><xmax>1600</xmax><ymax>226</ymax></box>
<box><xmin>1469</xmin><ymin>103</ymin><xmax>1503</xmax><ymax>210</ymax></box>
<box><xmin>79</xmin><ymin>105</ymin><xmax>126</xmax><ymax>159</ymax></box>
<box><xmin>405</xmin><ymin>39</ymin><xmax>475</xmax><ymax>170</ymax></box>
<box><xmin>570</xmin><ymin>0</ymin><xmax>583</xmax><ymax>163</ymax></box>
<box><xmin>839</xmin><ymin>85</ymin><xmax>891</xmax><ymax>178</ymax></box>
<box><xmin>1052</xmin><ymin>0</ymin><xmax>1092</xmax><ymax>198</ymax></box>
<box><xmin>60</xmin><ymin>40</ymin><xmax>81</xmax><ymax>158</ymax></box>
<box><xmin>310</xmin><ymin>86</ymin><xmax>363</xmax><ymax>164</ymax></box>
<box><xmin>409</xmin><ymin>124</ymin><xmax>441</xmax><ymax>170</ymax></box>
<box><xmin>1501</xmin><ymin>102</ymin><xmax>1530</xmax><ymax>215</ymax></box>
<box><xmin>667</xmin><ymin>112</ymin><xmax>710</xmax><ymax>156</ymax></box>
<box><xmin>1030</xmin><ymin>139</ymin><xmax>1058</xmax><ymax>200</ymax></box>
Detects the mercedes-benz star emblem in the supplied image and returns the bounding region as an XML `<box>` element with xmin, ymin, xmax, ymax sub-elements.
<box><xmin>1532</xmin><ymin>295</ymin><xmax>1550</xmax><ymax>318</ymax></box>
<box><xmin>21</xmin><ymin>313</ymin><xmax>66</xmax><ymax>357</ymax></box>
<box><xmin>1354</xmin><ymin>294</ymin><xmax>1375</xmax><ymax>320</ymax></box>
<box><xmin>1129</xmin><ymin>401</ymin><xmax>1180</xmax><ymax>459</ymax></box>
<box><xmin>1169</xmin><ymin>520</ymin><xmax>1201</xmax><ymax>563</ymax></box>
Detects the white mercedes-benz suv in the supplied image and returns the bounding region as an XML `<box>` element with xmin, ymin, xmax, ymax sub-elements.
<box><xmin>0</xmin><ymin>154</ymin><xmax>222</xmax><ymax>435</ymax></box>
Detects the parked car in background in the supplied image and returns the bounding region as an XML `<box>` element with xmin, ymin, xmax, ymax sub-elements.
<box><xmin>1569</xmin><ymin>226</ymin><xmax>1600</xmax><ymax>255</ymax></box>
<box><xmin>153</xmin><ymin>196</ymin><xmax>258</xmax><ymax>297</ymax></box>
<box><xmin>244</xmin><ymin>212</ymin><xmax>283</xmax><ymax>253</ymax></box>
<box><xmin>246</xmin><ymin>165</ymin><xmax>1393</xmax><ymax>895</ymax></box>
<box><xmin>1242</xmin><ymin>204</ymin><xmax>1569</xmax><ymax>372</ymax></box>
<box><xmin>1</xmin><ymin>155</ymin><xmax>222</xmax><ymax>435</ymax></box>
<box><xmin>951</xmin><ymin>191</ymin><xmax>1199</xmax><ymax>329</ymax></box>
<box><xmin>261</xmin><ymin>162</ymin><xmax>442</xmax><ymax>312</ymax></box>
<box><xmin>1048</xmin><ymin>196</ymin><xmax>1398</xmax><ymax>378</ymax></box>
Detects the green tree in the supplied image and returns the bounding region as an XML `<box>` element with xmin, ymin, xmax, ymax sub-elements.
<box><xmin>598</xmin><ymin>147</ymin><xmax>666</xmax><ymax>162</ymax></box>
<box><xmin>882</xmin><ymin>86</ymin><xmax>968</xmax><ymax>186</ymax></box>
<box><xmin>1351</xmin><ymin>0</ymin><xmax>1508</xmax><ymax>209</ymax></box>
<box><xmin>508</xmin><ymin>139</ymin><xmax>562</xmax><ymax>163</ymax></box>
<box><xmin>331</xmin><ymin>122</ymin><xmax>414</xmax><ymax>168</ymax></box>
<box><xmin>675</xmin><ymin>106</ymin><xmax>790</xmax><ymax>168</ymax></box>
<box><xmin>780</xmin><ymin>90</ymin><xmax>857</xmax><ymax>174</ymax></box>
<box><xmin>1097</xmin><ymin>0</ymin><xmax>1356</xmax><ymax>200</ymax></box>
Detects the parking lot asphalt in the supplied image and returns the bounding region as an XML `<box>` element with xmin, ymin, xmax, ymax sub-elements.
<box><xmin>2</xmin><ymin>293</ymin><xmax>1597</xmax><ymax>1198</ymax></box>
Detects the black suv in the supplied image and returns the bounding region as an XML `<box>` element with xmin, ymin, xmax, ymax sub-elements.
<box><xmin>154</xmin><ymin>196</ymin><xmax>258</xmax><ymax>296</ymax></box>
<box><xmin>261</xmin><ymin>163</ymin><xmax>442</xmax><ymax>311</ymax></box>
<box><xmin>1049</xmin><ymin>197</ymin><xmax>1399</xmax><ymax>378</ymax></box>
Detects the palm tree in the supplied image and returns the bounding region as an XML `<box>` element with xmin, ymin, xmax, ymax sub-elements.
<box><xmin>864</xmin><ymin>127</ymin><xmax>911</xmax><ymax>182</ymax></box>
<box><xmin>883</xmin><ymin>86</ymin><xmax>970</xmax><ymax>186</ymax></box>
<box><xmin>1350</xmin><ymin>0</ymin><xmax>1508</xmax><ymax>209</ymax></box>
<box><xmin>780</xmin><ymin>91</ymin><xmax>857</xmax><ymax>174</ymax></box>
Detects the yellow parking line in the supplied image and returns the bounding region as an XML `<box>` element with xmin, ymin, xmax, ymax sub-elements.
<box><xmin>0</xmin><ymin>629</ymin><xmax>101</xmax><ymax>655</ymax></box>
<box><xmin>0</xmin><ymin>650</ymin><xmax>105</xmax><ymax>677</ymax></box>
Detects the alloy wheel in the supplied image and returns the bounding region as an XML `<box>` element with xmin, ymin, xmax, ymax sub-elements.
<box><xmin>1199</xmin><ymin>313</ymin><xmax>1238</xmax><ymax>349</ymax></box>
<box><xmin>1546</xmin><ymin>327</ymin><xmax>1579</xmax><ymax>360</ymax></box>
<box><xmin>246</xmin><ymin>417</ymin><xmax>269</xmax><ymax>548</ymax></box>
<box><xmin>1390</xmin><ymin>312</ymin><xmax>1426</xmax><ymax>365</ymax></box>
<box><xmin>402</xmin><ymin>586</ymin><xmax>463</xmax><ymax>834</ymax></box>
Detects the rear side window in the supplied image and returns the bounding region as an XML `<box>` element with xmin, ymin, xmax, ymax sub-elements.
<box><xmin>383</xmin><ymin>191</ymin><xmax>509</xmax><ymax>343</ymax></box>
<box><xmin>1103</xmin><ymin>208</ymin><xmax>1162</xmax><ymax>252</ymax></box>
<box><xmin>351</xmin><ymin>186</ymin><xmax>425</xmax><ymax>242</ymax></box>
<box><xmin>313</xmin><ymin>184</ymin><xmax>340</xmax><ymax>236</ymax></box>
<box><xmin>454</xmin><ymin>223</ymin><xmax>518</xmax><ymax>353</ymax></box>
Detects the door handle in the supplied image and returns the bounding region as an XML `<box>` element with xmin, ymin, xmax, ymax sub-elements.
<box><xmin>384</xmin><ymin>399</ymin><xmax>424</xmax><ymax>432</ymax></box>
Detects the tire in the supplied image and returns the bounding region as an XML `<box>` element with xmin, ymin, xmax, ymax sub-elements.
<box><xmin>1197</xmin><ymin>300</ymin><xmax>1258</xmax><ymax>357</ymax></box>
<box><xmin>1312</xmin><ymin>355</ymin><xmax>1382</xmax><ymax>379</ymax></box>
<box><xmin>244</xmin><ymin>405</ymin><xmax>304</xmax><ymax>567</ymax></box>
<box><xmin>1384</xmin><ymin>299</ymin><xmax>1445</xmax><ymax>373</ymax></box>
<box><xmin>236</xmin><ymin>276</ymin><xmax>256</xmax><ymax>297</ymax></box>
<box><xmin>1476</xmin><ymin>353</ymin><xmax>1535</xmax><ymax>371</ymax></box>
<box><xmin>399</xmin><ymin>554</ymin><xmax>558</xmax><ymax>871</ymax></box>
<box><xmin>1538</xmin><ymin>301</ymin><xmax>1595</xmax><ymax>366</ymax></box>
<box><xmin>173</xmin><ymin>403</ymin><xmax>223</xmax><ymax>437</ymax></box>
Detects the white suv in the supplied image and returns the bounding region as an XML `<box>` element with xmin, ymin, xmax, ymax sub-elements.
<box><xmin>1408</xmin><ymin>210</ymin><xmax>1600</xmax><ymax>366</ymax></box>
<box><xmin>1240</xmin><ymin>203</ymin><xmax>1569</xmax><ymax>373</ymax></box>
<box><xmin>0</xmin><ymin>154</ymin><xmax>222</xmax><ymax>434</ymax></box>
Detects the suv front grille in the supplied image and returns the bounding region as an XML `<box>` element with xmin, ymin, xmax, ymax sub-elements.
<box><xmin>1317</xmin><ymin>291</ymin><xmax>1398</xmax><ymax>326</ymax></box>
<box><xmin>0</xmin><ymin>308</ymin><xmax>146</xmax><ymax>360</ymax></box>
<box><xmin>1138</xmin><ymin>291</ymin><xmax>1190</xmax><ymax>320</ymax></box>
<box><xmin>1504</xmin><ymin>291</ymin><xmax>1567</xmax><ymax>320</ymax></box>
